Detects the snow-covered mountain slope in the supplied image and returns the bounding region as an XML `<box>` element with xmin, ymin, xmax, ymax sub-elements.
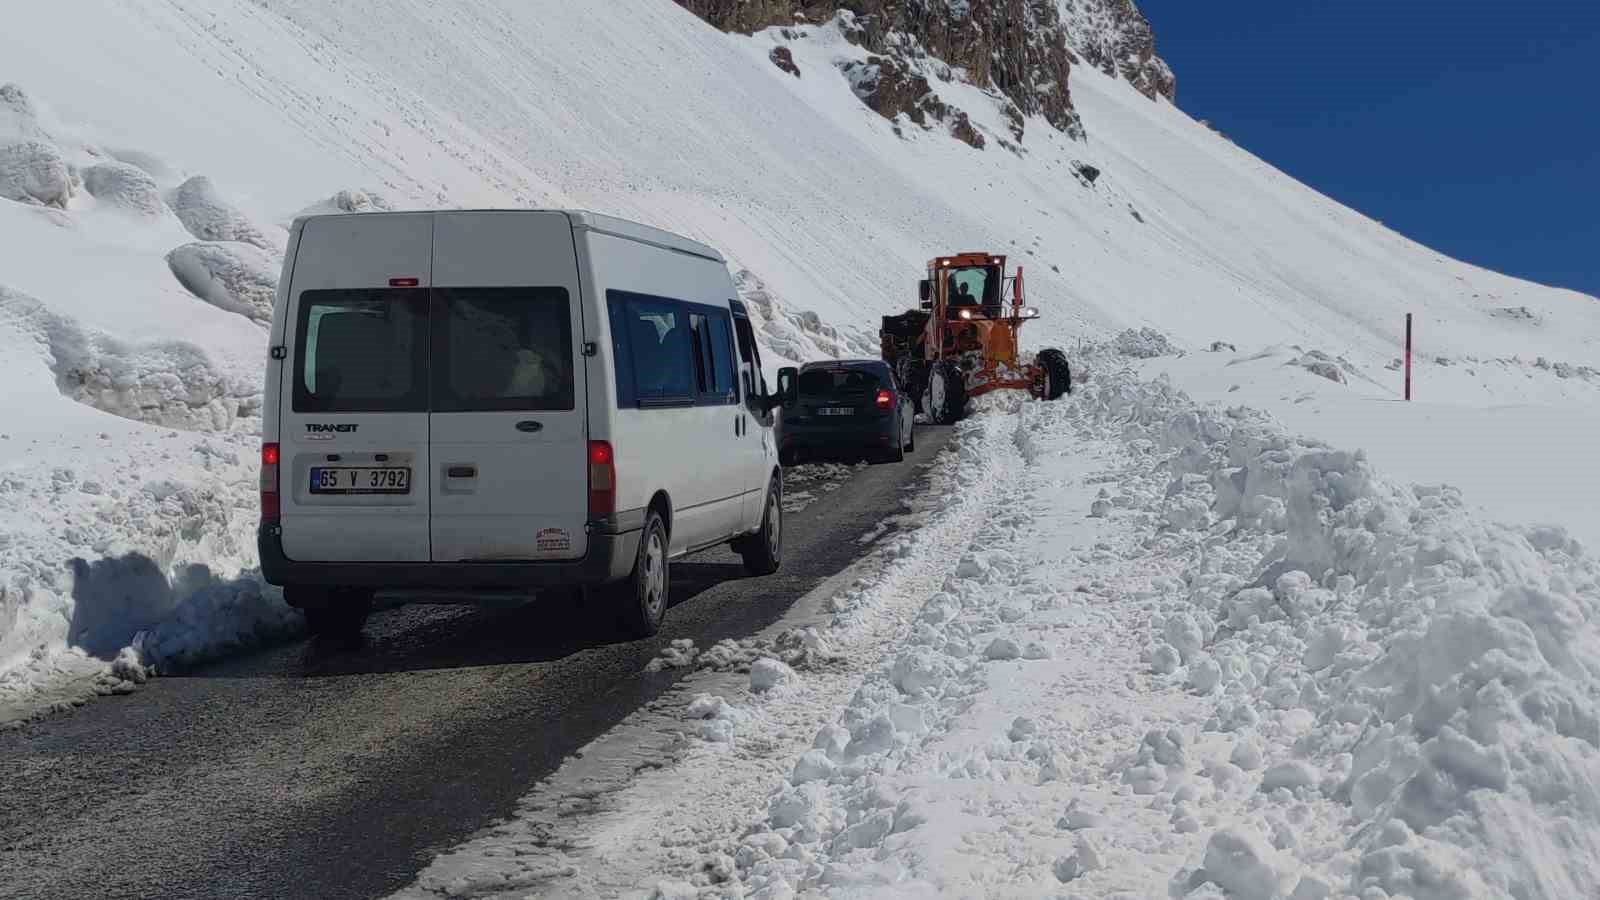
<box><xmin>1</xmin><ymin>1</ymin><xmax>1595</xmax><ymax>714</ymax></box>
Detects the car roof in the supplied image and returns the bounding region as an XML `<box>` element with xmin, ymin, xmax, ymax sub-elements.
<box><xmin>801</xmin><ymin>359</ymin><xmax>887</xmax><ymax>371</ymax></box>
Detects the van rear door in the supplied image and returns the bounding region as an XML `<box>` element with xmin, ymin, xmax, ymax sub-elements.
<box><xmin>278</xmin><ymin>213</ymin><xmax>433</xmax><ymax>562</ymax></box>
<box><xmin>428</xmin><ymin>211</ymin><xmax>589</xmax><ymax>562</ymax></box>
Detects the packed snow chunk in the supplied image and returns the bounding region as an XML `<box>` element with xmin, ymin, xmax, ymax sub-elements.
<box><xmin>1090</xmin><ymin>497</ymin><xmax>1113</xmax><ymax>517</ymax></box>
<box><xmin>1226</xmin><ymin>587</ymin><xmax>1277</xmax><ymax>629</ymax></box>
<box><xmin>1198</xmin><ymin>828</ymin><xmax>1292</xmax><ymax>900</ymax></box>
<box><xmin>646</xmin><ymin>638</ymin><xmax>698</xmax><ymax>672</ymax></box>
<box><xmin>768</xmin><ymin>782</ymin><xmax>824</xmax><ymax>830</ymax></box>
<box><xmin>1230</xmin><ymin>740</ymin><xmax>1264</xmax><ymax>772</ymax></box>
<box><xmin>1022</xmin><ymin>641</ymin><xmax>1053</xmax><ymax>660</ymax></box>
<box><xmin>984</xmin><ymin>636</ymin><xmax>1022</xmax><ymax>661</ymax></box>
<box><xmin>166</xmin><ymin>241</ymin><xmax>280</xmax><ymax>324</ymax></box>
<box><xmin>813</xmin><ymin>723</ymin><xmax>851</xmax><ymax>760</ymax></box>
<box><xmin>81</xmin><ymin>161</ymin><xmax>166</xmax><ymax>218</ymax></box>
<box><xmin>1163</xmin><ymin>613</ymin><xmax>1205</xmax><ymax>662</ymax></box>
<box><xmin>1053</xmin><ymin>833</ymin><xmax>1104</xmax><ymax>883</ymax></box>
<box><xmin>1300</xmin><ymin>625</ymin><xmax>1347</xmax><ymax>672</ymax></box>
<box><xmin>1057</xmin><ymin>799</ymin><xmax>1109</xmax><ymax>831</ymax></box>
<box><xmin>290</xmin><ymin>187</ymin><xmax>393</xmax><ymax>220</ymax></box>
<box><xmin>1114</xmin><ymin>327</ymin><xmax>1180</xmax><ymax>359</ymax></box>
<box><xmin>166</xmin><ymin>175</ymin><xmax>278</xmax><ymax>251</ymax></box>
<box><xmin>750</xmin><ymin>657</ymin><xmax>796</xmax><ymax>693</ymax></box>
<box><xmin>685</xmin><ymin>692</ymin><xmax>750</xmax><ymax>743</ymax></box>
<box><xmin>1151</xmin><ymin>642</ymin><xmax>1182</xmax><ymax>675</ymax></box>
<box><xmin>1259</xmin><ymin>760</ymin><xmax>1317</xmax><ymax>793</ymax></box>
<box><xmin>648</xmin><ymin>880</ymin><xmax>700</xmax><ymax>900</ymax></box>
<box><xmin>1143</xmin><ymin>727</ymin><xmax>1188</xmax><ymax>767</ymax></box>
<box><xmin>0</xmin><ymin>140</ymin><xmax>71</xmax><ymax>207</ymax></box>
<box><xmin>890</xmin><ymin>649</ymin><xmax>949</xmax><ymax>697</ymax></box>
<box><xmin>845</xmin><ymin>711</ymin><xmax>899</xmax><ymax>758</ymax></box>
<box><xmin>1188</xmin><ymin>653</ymin><xmax>1222</xmax><ymax>694</ymax></box>
<box><xmin>790</xmin><ymin>749</ymin><xmax>835</xmax><ymax>785</ymax></box>
<box><xmin>1008</xmin><ymin>716</ymin><xmax>1039</xmax><ymax>742</ymax></box>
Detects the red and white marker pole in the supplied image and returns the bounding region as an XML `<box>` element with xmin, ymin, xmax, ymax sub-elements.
<box><xmin>1404</xmin><ymin>313</ymin><xmax>1413</xmax><ymax>401</ymax></box>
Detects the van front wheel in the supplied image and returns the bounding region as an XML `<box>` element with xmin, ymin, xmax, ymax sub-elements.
<box><xmin>737</xmin><ymin>476</ymin><xmax>783</xmax><ymax>576</ymax></box>
<box><xmin>612</xmin><ymin>512</ymin><xmax>670</xmax><ymax>638</ymax></box>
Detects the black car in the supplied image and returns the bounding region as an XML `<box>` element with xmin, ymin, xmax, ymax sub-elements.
<box><xmin>775</xmin><ymin>359</ymin><xmax>915</xmax><ymax>466</ymax></box>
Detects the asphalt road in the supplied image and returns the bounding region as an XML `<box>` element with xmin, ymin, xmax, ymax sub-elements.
<box><xmin>0</xmin><ymin>426</ymin><xmax>952</xmax><ymax>900</ymax></box>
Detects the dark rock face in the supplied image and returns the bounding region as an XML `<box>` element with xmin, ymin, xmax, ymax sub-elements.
<box><xmin>770</xmin><ymin>46</ymin><xmax>801</xmax><ymax>77</ymax></box>
<box><xmin>839</xmin><ymin>55</ymin><xmax>985</xmax><ymax>149</ymax></box>
<box><xmin>1058</xmin><ymin>0</ymin><xmax>1175</xmax><ymax>101</ymax></box>
<box><xmin>675</xmin><ymin>0</ymin><xmax>1174</xmax><ymax>146</ymax></box>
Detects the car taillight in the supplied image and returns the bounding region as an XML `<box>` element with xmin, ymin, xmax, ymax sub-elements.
<box><xmin>876</xmin><ymin>390</ymin><xmax>892</xmax><ymax>410</ymax></box>
<box><xmin>260</xmin><ymin>443</ymin><xmax>280</xmax><ymax>521</ymax></box>
<box><xmin>588</xmin><ymin>440</ymin><xmax>615</xmax><ymax>516</ymax></box>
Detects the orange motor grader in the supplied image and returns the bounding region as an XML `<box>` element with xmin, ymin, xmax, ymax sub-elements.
<box><xmin>880</xmin><ymin>252</ymin><xmax>1071</xmax><ymax>423</ymax></box>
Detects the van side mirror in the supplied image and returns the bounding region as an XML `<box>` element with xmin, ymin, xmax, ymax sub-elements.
<box><xmin>918</xmin><ymin>279</ymin><xmax>932</xmax><ymax>308</ymax></box>
<box><xmin>774</xmin><ymin>367</ymin><xmax>800</xmax><ymax>409</ymax></box>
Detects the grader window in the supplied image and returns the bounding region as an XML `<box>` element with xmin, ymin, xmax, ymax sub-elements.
<box><xmin>945</xmin><ymin>266</ymin><xmax>1001</xmax><ymax>317</ymax></box>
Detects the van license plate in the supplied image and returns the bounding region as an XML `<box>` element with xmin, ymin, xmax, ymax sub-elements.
<box><xmin>818</xmin><ymin>407</ymin><xmax>855</xmax><ymax>417</ymax></box>
<box><xmin>310</xmin><ymin>467</ymin><xmax>411</xmax><ymax>494</ymax></box>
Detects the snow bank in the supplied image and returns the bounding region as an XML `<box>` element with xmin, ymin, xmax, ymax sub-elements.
<box><xmin>166</xmin><ymin>175</ymin><xmax>282</xmax><ymax>252</ymax></box>
<box><xmin>288</xmin><ymin>187</ymin><xmax>393</xmax><ymax>221</ymax></box>
<box><xmin>81</xmin><ymin>160</ymin><xmax>168</xmax><ymax>219</ymax></box>
<box><xmin>166</xmin><ymin>241</ymin><xmax>280</xmax><ymax>325</ymax></box>
<box><xmin>1</xmin><ymin>287</ymin><xmax>260</xmax><ymax>432</ymax></box>
<box><xmin>0</xmin><ymin>140</ymin><xmax>71</xmax><ymax>208</ymax></box>
<box><xmin>1063</xmin><ymin>365</ymin><xmax>1600</xmax><ymax>899</ymax></box>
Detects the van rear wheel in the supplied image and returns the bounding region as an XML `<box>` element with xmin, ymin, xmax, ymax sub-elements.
<box><xmin>289</xmin><ymin>587</ymin><xmax>372</xmax><ymax>640</ymax></box>
<box><xmin>612</xmin><ymin>512</ymin><xmax>669</xmax><ymax>638</ymax></box>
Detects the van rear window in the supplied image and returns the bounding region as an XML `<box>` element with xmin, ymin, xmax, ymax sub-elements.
<box><xmin>293</xmin><ymin>289</ymin><xmax>429</xmax><ymax>413</ymax></box>
<box><xmin>432</xmin><ymin>287</ymin><xmax>574</xmax><ymax>412</ymax></box>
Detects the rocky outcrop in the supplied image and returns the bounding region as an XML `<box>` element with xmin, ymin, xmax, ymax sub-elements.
<box><xmin>1058</xmin><ymin>0</ymin><xmax>1175</xmax><ymax>101</ymax></box>
<box><xmin>770</xmin><ymin>46</ymin><xmax>801</xmax><ymax>77</ymax></box>
<box><xmin>839</xmin><ymin>55</ymin><xmax>985</xmax><ymax>149</ymax></box>
<box><xmin>676</xmin><ymin>0</ymin><xmax>1176</xmax><ymax>147</ymax></box>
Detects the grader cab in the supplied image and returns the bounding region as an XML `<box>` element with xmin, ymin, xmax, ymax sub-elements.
<box><xmin>881</xmin><ymin>252</ymin><xmax>1070</xmax><ymax>423</ymax></box>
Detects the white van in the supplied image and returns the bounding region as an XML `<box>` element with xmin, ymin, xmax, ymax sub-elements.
<box><xmin>259</xmin><ymin>210</ymin><xmax>792</xmax><ymax>638</ymax></box>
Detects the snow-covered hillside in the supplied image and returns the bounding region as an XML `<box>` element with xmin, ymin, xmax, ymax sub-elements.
<box><xmin>2</xmin><ymin>0</ymin><xmax>1595</xmax><ymax>783</ymax></box>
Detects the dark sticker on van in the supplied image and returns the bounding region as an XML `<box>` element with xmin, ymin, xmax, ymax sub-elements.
<box><xmin>306</xmin><ymin>423</ymin><xmax>360</xmax><ymax>434</ymax></box>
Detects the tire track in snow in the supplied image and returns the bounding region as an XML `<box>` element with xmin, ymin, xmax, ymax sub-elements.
<box><xmin>386</xmin><ymin>408</ymin><xmax>1036</xmax><ymax>900</ymax></box>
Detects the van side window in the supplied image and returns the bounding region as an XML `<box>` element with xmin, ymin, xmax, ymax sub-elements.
<box><xmin>706</xmin><ymin>313</ymin><xmax>736</xmax><ymax>398</ymax></box>
<box><xmin>293</xmin><ymin>289</ymin><xmax>428</xmax><ymax>413</ymax></box>
<box><xmin>607</xmin><ymin>291</ymin><xmax>739</xmax><ymax>408</ymax></box>
<box><xmin>607</xmin><ymin>291</ymin><xmax>695</xmax><ymax>406</ymax></box>
<box><xmin>431</xmin><ymin>287</ymin><xmax>574</xmax><ymax>412</ymax></box>
<box><xmin>733</xmin><ymin>314</ymin><xmax>768</xmax><ymax>400</ymax></box>
<box><xmin>690</xmin><ymin>312</ymin><xmax>737</xmax><ymax>402</ymax></box>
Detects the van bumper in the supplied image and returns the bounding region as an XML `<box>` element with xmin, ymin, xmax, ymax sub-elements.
<box><xmin>257</xmin><ymin>521</ymin><xmax>640</xmax><ymax>590</ymax></box>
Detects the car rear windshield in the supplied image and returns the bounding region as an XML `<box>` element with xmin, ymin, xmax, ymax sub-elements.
<box><xmin>799</xmin><ymin>367</ymin><xmax>883</xmax><ymax>398</ymax></box>
<box><xmin>432</xmin><ymin>287</ymin><xmax>574</xmax><ymax>412</ymax></box>
<box><xmin>294</xmin><ymin>289</ymin><xmax>429</xmax><ymax>413</ymax></box>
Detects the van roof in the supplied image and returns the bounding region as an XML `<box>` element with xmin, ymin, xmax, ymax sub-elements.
<box><xmin>289</xmin><ymin>209</ymin><xmax>725</xmax><ymax>264</ymax></box>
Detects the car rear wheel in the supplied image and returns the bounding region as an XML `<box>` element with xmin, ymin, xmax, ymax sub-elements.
<box><xmin>611</xmin><ymin>511</ymin><xmax>669</xmax><ymax>638</ymax></box>
<box><xmin>738</xmin><ymin>475</ymin><xmax>783</xmax><ymax>576</ymax></box>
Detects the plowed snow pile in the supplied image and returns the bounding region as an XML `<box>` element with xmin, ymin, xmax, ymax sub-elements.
<box><xmin>649</xmin><ymin>367</ymin><xmax>1600</xmax><ymax>899</ymax></box>
<box><xmin>377</xmin><ymin>355</ymin><xmax>1599</xmax><ymax>899</ymax></box>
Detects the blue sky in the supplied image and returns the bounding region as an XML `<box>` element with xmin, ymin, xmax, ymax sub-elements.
<box><xmin>1138</xmin><ymin>0</ymin><xmax>1600</xmax><ymax>297</ymax></box>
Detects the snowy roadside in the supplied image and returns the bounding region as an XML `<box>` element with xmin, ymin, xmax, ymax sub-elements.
<box><xmin>385</xmin><ymin>356</ymin><xmax>1600</xmax><ymax>900</ymax></box>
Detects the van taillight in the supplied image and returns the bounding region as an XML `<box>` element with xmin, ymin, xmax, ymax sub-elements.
<box><xmin>261</xmin><ymin>443</ymin><xmax>281</xmax><ymax>521</ymax></box>
<box><xmin>876</xmin><ymin>390</ymin><xmax>892</xmax><ymax>410</ymax></box>
<box><xmin>588</xmin><ymin>441</ymin><xmax>615</xmax><ymax>516</ymax></box>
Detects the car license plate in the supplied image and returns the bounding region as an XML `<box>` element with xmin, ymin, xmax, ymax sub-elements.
<box><xmin>818</xmin><ymin>407</ymin><xmax>855</xmax><ymax>417</ymax></box>
<box><xmin>309</xmin><ymin>467</ymin><xmax>411</xmax><ymax>495</ymax></box>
